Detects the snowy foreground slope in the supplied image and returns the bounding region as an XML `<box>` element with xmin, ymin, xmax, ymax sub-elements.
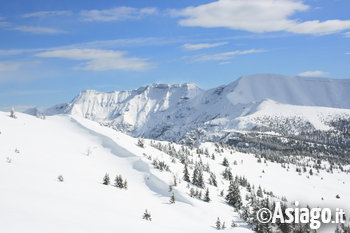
<box><xmin>1</xmin><ymin>111</ymin><xmax>350</xmax><ymax>233</ymax></box>
<box><xmin>0</xmin><ymin>111</ymin><xmax>250</xmax><ymax>233</ymax></box>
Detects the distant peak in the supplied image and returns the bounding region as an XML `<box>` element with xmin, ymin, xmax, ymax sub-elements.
<box><xmin>79</xmin><ymin>89</ymin><xmax>99</xmax><ymax>95</ymax></box>
<box><xmin>135</xmin><ymin>83</ymin><xmax>200</xmax><ymax>93</ymax></box>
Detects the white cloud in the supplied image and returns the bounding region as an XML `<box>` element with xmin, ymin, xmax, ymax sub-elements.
<box><xmin>0</xmin><ymin>61</ymin><xmax>23</xmax><ymax>71</ymax></box>
<box><xmin>298</xmin><ymin>70</ymin><xmax>329</xmax><ymax>77</ymax></box>
<box><xmin>182</xmin><ymin>42</ymin><xmax>228</xmax><ymax>50</ymax></box>
<box><xmin>80</xmin><ymin>7</ymin><xmax>157</xmax><ymax>22</ymax></box>
<box><xmin>0</xmin><ymin>60</ymin><xmax>42</xmax><ymax>72</ymax></box>
<box><xmin>21</xmin><ymin>10</ymin><xmax>72</xmax><ymax>18</ymax></box>
<box><xmin>345</xmin><ymin>32</ymin><xmax>350</xmax><ymax>37</ymax></box>
<box><xmin>174</xmin><ymin>0</ymin><xmax>350</xmax><ymax>35</ymax></box>
<box><xmin>0</xmin><ymin>17</ymin><xmax>10</xmax><ymax>27</ymax></box>
<box><xmin>0</xmin><ymin>48</ymin><xmax>43</xmax><ymax>56</ymax></box>
<box><xmin>35</xmin><ymin>49</ymin><xmax>153</xmax><ymax>71</ymax></box>
<box><xmin>0</xmin><ymin>21</ymin><xmax>10</xmax><ymax>27</ymax></box>
<box><xmin>187</xmin><ymin>49</ymin><xmax>266</xmax><ymax>62</ymax></box>
<box><xmin>13</xmin><ymin>26</ymin><xmax>66</xmax><ymax>34</ymax></box>
<box><xmin>288</xmin><ymin>20</ymin><xmax>350</xmax><ymax>35</ymax></box>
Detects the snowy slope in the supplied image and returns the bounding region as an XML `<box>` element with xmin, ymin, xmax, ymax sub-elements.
<box><xmin>226</xmin><ymin>74</ymin><xmax>350</xmax><ymax>108</ymax></box>
<box><xmin>234</xmin><ymin>99</ymin><xmax>350</xmax><ymax>131</ymax></box>
<box><xmin>42</xmin><ymin>74</ymin><xmax>350</xmax><ymax>142</ymax></box>
<box><xmin>1</xmin><ymin>111</ymin><xmax>349</xmax><ymax>233</ymax></box>
<box><xmin>0</xmin><ymin>111</ymin><xmax>251</xmax><ymax>233</ymax></box>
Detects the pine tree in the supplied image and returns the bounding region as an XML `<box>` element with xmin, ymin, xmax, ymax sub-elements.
<box><xmin>57</xmin><ymin>175</ymin><xmax>64</xmax><ymax>182</ymax></box>
<box><xmin>209</xmin><ymin>172</ymin><xmax>217</xmax><ymax>186</ymax></box>
<box><xmin>225</xmin><ymin>181</ymin><xmax>242</xmax><ymax>209</ymax></box>
<box><xmin>143</xmin><ymin>209</ymin><xmax>152</xmax><ymax>221</ymax></box>
<box><xmin>10</xmin><ymin>107</ymin><xmax>17</xmax><ymax>119</ymax></box>
<box><xmin>231</xmin><ymin>219</ymin><xmax>237</xmax><ymax>228</ymax></box>
<box><xmin>222</xmin><ymin>157</ymin><xmax>229</xmax><ymax>167</ymax></box>
<box><xmin>309</xmin><ymin>169</ymin><xmax>313</xmax><ymax>176</ymax></box>
<box><xmin>123</xmin><ymin>180</ymin><xmax>128</xmax><ymax>189</ymax></box>
<box><xmin>173</xmin><ymin>175</ymin><xmax>177</xmax><ymax>186</ymax></box>
<box><xmin>192</xmin><ymin>164</ymin><xmax>204</xmax><ymax>188</ymax></box>
<box><xmin>192</xmin><ymin>166</ymin><xmax>199</xmax><ymax>186</ymax></box>
<box><xmin>170</xmin><ymin>192</ymin><xmax>175</xmax><ymax>204</ymax></box>
<box><xmin>103</xmin><ymin>173</ymin><xmax>110</xmax><ymax>185</ymax></box>
<box><xmin>190</xmin><ymin>187</ymin><xmax>195</xmax><ymax>197</ymax></box>
<box><xmin>137</xmin><ymin>138</ymin><xmax>145</xmax><ymax>148</ymax></box>
<box><xmin>257</xmin><ymin>186</ymin><xmax>263</xmax><ymax>198</ymax></box>
<box><xmin>114</xmin><ymin>175</ymin><xmax>123</xmax><ymax>188</ymax></box>
<box><xmin>197</xmin><ymin>168</ymin><xmax>205</xmax><ymax>188</ymax></box>
<box><xmin>222</xmin><ymin>167</ymin><xmax>233</xmax><ymax>181</ymax></box>
<box><xmin>216</xmin><ymin>217</ymin><xmax>221</xmax><ymax>230</ymax></box>
<box><xmin>183</xmin><ymin>164</ymin><xmax>190</xmax><ymax>182</ymax></box>
<box><xmin>204</xmin><ymin>188</ymin><xmax>210</xmax><ymax>202</ymax></box>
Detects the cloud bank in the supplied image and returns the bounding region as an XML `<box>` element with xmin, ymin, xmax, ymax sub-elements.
<box><xmin>182</xmin><ymin>42</ymin><xmax>228</xmax><ymax>50</ymax></box>
<box><xmin>174</xmin><ymin>0</ymin><xmax>350</xmax><ymax>35</ymax></box>
<box><xmin>81</xmin><ymin>7</ymin><xmax>157</xmax><ymax>22</ymax></box>
<box><xmin>298</xmin><ymin>70</ymin><xmax>329</xmax><ymax>77</ymax></box>
<box><xmin>35</xmin><ymin>49</ymin><xmax>153</xmax><ymax>71</ymax></box>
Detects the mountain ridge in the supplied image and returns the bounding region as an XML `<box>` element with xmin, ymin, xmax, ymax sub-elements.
<box><xmin>25</xmin><ymin>73</ymin><xmax>350</xmax><ymax>142</ymax></box>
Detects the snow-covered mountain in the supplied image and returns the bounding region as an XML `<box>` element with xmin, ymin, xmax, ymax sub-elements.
<box><xmin>45</xmin><ymin>74</ymin><xmax>350</xmax><ymax>143</ymax></box>
<box><xmin>3</xmin><ymin>74</ymin><xmax>350</xmax><ymax>233</ymax></box>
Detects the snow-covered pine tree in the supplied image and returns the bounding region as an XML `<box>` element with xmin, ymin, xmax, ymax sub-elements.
<box><xmin>103</xmin><ymin>173</ymin><xmax>110</xmax><ymax>185</ymax></box>
<box><xmin>216</xmin><ymin>217</ymin><xmax>221</xmax><ymax>230</ymax></box>
<box><xmin>170</xmin><ymin>192</ymin><xmax>175</xmax><ymax>204</ymax></box>
<box><xmin>114</xmin><ymin>175</ymin><xmax>123</xmax><ymax>188</ymax></box>
<box><xmin>183</xmin><ymin>164</ymin><xmax>190</xmax><ymax>182</ymax></box>
<box><xmin>57</xmin><ymin>175</ymin><xmax>64</xmax><ymax>182</ymax></box>
<box><xmin>222</xmin><ymin>157</ymin><xmax>229</xmax><ymax>167</ymax></box>
<box><xmin>204</xmin><ymin>188</ymin><xmax>210</xmax><ymax>202</ymax></box>
<box><xmin>192</xmin><ymin>165</ymin><xmax>199</xmax><ymax>186</ymax></box>
<box><xmin>190</xmin><ymin>187</ymin><xmax>197</xmax><ymax>197</ymax></box>
<box><xmin>123</xmin><ymin>179</ymin><xmax>128</xmax><ymax>189</ymax></box>
<box><xmin>231</xmin><ymin>219</ymin><xmax>237</xmax><ymax>228</ymax></box>
<box><xmin>225</xmin><ymin>180</ymin><xmax>242</xmax><ymax>209</ymax></box>
<box><xmin>173</xmin><ymin>175</ymin><xmax>177</xmax><ymax>186</ymax></box>
<box><xmin>142</xmin><ymin>209</ymin><xmax>152</xmax><ymax>221</ymax></box>
<box><xmin>257</xmin><ymin>186</ymin><xmax>263</xmax><ymax>198</ymax></box>
<box><xmin>209</xmin><ymin>172</ymin><xmax>217</xmax><ymax>186</ymax></box>
<box><xmin>137</xmin><ymin>137</ymin><xmax>145</xmax><ymax>148</ymax></box>
<box><xmin>10</xmin><ymin>107</ymin><xmax>17</xmax><ymax>119</ymax></box>
<box><xmin>222</xmin><ymin>167</ymin><xmax>233</xmax><ymax>181</ymax></box>
<box><xmin>197</xmin><ymin>168</ymin><xmax>205</xmax><ymax>188</ymax></box>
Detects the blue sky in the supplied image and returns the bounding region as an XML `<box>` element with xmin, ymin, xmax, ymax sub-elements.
<box><xmin>1</xmin><ymin>0</ymin><xmax>350</xmax><ymax>107</ymax></box>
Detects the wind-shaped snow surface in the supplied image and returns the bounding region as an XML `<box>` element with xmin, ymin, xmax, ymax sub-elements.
<box><xmin>226</xmin><ymin>74</ymin><xmax>350</xmax><ymax>108</ymax></box>
<box><xmin>0</xmin><ymin>111</ymin><xmax>251</xmax><ymax>233</ymax></box>
<box><xmin>45</xmin><ymin>74</ymin><xmax>350</xmax><ymax>141</ymax></box>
